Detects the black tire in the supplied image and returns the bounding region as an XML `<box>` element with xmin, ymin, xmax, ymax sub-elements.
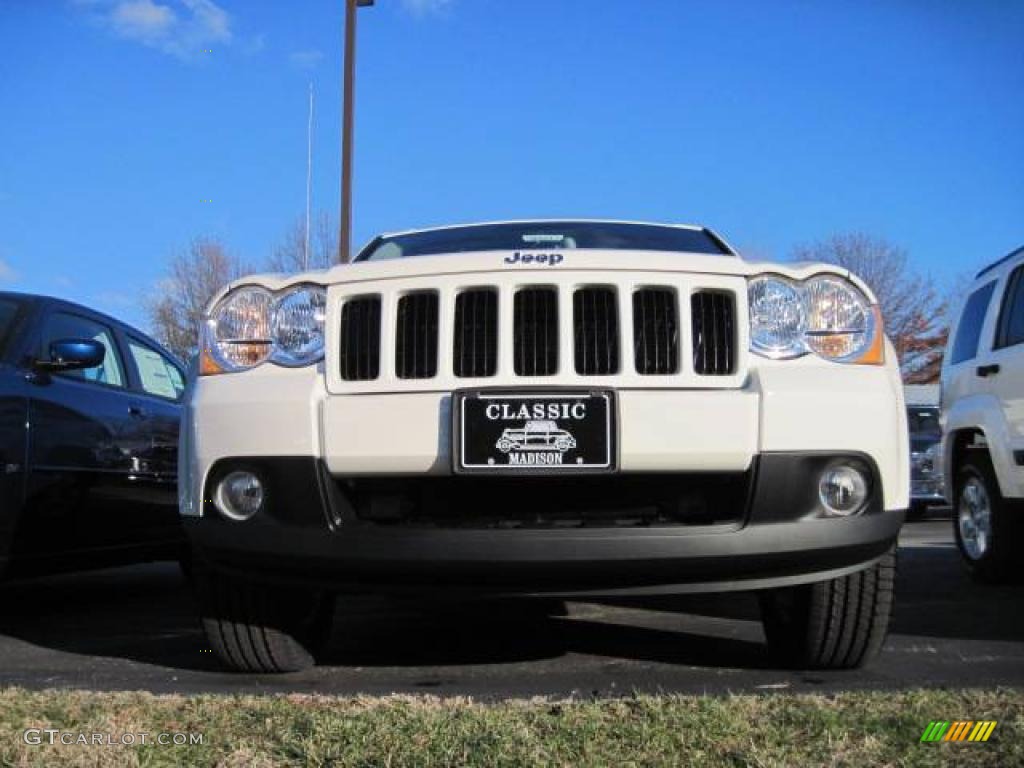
<box><xmin>954</xmin><ymin>449</ymin><xmax>1022</xmax><ymax>583</ymax></box>
<box><xmin>193</xmin><ymin>565</ymin><xmax>333</xmax><ymax>673</ymax></box>
<box><xmin>759</xmin><ymin>546</ymin><xmax>895</xmax><ymax>669</ymax></box>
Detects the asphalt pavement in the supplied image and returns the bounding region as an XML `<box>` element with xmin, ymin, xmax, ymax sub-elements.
<box><xmin>0</xmin><ymin>510</ymin><xmax>1022</xmax><ymax>698</ymax></box>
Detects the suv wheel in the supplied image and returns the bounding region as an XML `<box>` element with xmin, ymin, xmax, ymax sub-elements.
<box><xmin>193</xmin><ymin>565</ymin><xmax>333</xmax><ymax>673</ymax></box>
<box><xmin>954</xmin><ymin>450</ymin><xmax>1021</xmax><ymax>583</ymax></box>
<box><xmin>759</xmin><ymin>546</ymin><xmax>895</xmax><ymax>669</ymax></box>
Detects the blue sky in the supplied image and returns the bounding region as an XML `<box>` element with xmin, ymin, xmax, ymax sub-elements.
<box><xmin>1</xmin><ymin>0</ymin><xmax>1021</xmax><ymax>329</ymax></box>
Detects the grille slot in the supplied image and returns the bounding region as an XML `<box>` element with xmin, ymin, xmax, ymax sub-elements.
<box><xmin>395</xmin><ymin>292</ymin><xmax>439</xmax><ymax>379</ymax></box>
<box><xmin>633</xmin><ymin>288</ymin><xmax>678</xmax><ymax>374</ymax></box>
<box><xmin>339</xmin><ymin>295</ymin><xmax>381</xmax><ymax>381</ymax></box>
<box><xmin>454</xmin><ymin>288</ymin><xmax>498</xmax><ymax>378</ymax></box>
<box><xmin>691</xmin><ymin>291</ymin><xmax>735</xmax><ymax>375</ymax></box>
<box><xmin>574</xmin><ymin>287</ymin><xmax>619</xmax><ymax>375</ymax></box>
<box><xmin>514</xmin><ymin>287</ymin><xmax>558</xmax><ymax>376</ymax></box>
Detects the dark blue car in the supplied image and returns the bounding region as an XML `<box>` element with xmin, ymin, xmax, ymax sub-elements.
<box><xmin>0</xmin><ymin>292</ymin><xmax>184</xmax><ymax>579</ymax></box>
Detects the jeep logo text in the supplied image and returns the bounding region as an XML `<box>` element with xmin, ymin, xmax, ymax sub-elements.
<box><xmin>504</xmin><ymin>251</ymin><xmax>564</xmax><ymax>266</ymax></box>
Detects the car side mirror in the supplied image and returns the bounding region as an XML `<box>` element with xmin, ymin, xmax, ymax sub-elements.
<box><xmin>34</xmin><ymin>339</ymin><xmax>106</xmax><ymax>372</ymax></box>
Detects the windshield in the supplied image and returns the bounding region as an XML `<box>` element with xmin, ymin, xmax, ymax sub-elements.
<box><xmin>908</xmin><ymin>406</ymin><xmax>941</xmax><ymax>437</ymax></box>
<box><xmin>0</xmin><ymin>297</ymin><xmax>25</xmax><ymax>357</ymax></box>
<box><xmin>356</xmin><ymin>221</ymin><xmax>730</xmax><ymax>262</ymax></box>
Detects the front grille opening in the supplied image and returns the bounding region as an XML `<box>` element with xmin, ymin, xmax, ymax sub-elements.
<box><xmin>348</xmin><ymin>473</ymin><xmax>751</xmax><ymax>529</ymax></box>
<box><xmin>339</xmin><ymin>295</ymin><xmax>381</xmax><ymax>381</ymax></box>
<box><xmin>633</xmin><ymin>288</ymin><xmax>679</xmax><ymax>375</ymax></box>
<box><xmin>454</xmin><ymin>288</ymin><xmax>498</xmax><ymax>378</ymax></box>
<box><xmin>514</xmin><ymin>287</ymin><xmax>558</xmax><ymax>376</ymax></box>
<box><xmin>574</xmin><ymin>287</ymin><xmax>619</xmax><ymax>375</ymax></box>
<box><xmin>395</xmin><ymin>292</ymin><xmax>439</xmax><ymax>379</ymax></box>
<box><xmin>692</xmin><ymin>291</ymin><xmax>736</xmax><ymax>376</ymax></box>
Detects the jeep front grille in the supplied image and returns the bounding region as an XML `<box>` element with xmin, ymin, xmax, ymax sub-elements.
<box><xmin>574</xmin><ymin>286</ymin><xmax>619</xmax><ymax>375</ymax></box>
<box><xmin>454</xmin><ymin>288</ymin><xmax>498</xmax><ymax>378</ymax></box>
<box><xmin>633</xmin><ymin>287</ymin><xmax>678</xmax><ymax>375</ymax></box>
<box><xmin>514</xmin><ymin>287</ymin><xmax>558</xmax><ymax>376</ymax></box>
<box><xmin>330</xmin><ymin>275</ymin><xmax>744</xmax><ymax>390</ymax></box>
<box><xmin>691</xmin><ymin>290</ymin><xmax>735</xmax><ymax>376</ymax></box>
<box><xmin>395</xmin><ymin>291</ymin><xmax>439</xmax><ymax>379</ymax></box>
<box><xmin>338</xmin><ymin>295</ymin><xmax>381</xmax><ymax>381</ymax></box>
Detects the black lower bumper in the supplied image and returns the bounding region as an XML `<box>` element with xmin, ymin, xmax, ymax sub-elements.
<box><xmin>186</xmin><ymin>452</ymin><xmax>904</xmax><ymax>596</ymax></box>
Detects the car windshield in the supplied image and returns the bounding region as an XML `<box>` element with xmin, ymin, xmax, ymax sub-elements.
<box><xmin>356</xmin><ymin>221</ymin><xmax>730</xmax><ymax>261</ymax></box>
<box><xmin>0</xmin><ymin>297</ymin><xmax>25</xmax><ymax>356</ymax></box>
<box><xmin>908</xmin><ymin>407</ymin><xmax>941</xmax><ymax>437</ymax></box>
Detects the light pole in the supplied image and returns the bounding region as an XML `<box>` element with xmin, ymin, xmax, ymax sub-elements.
<box><xmin>339</xmin><ymin>0</ymin><xmax>374</xmax><ymax>264</ymax></box>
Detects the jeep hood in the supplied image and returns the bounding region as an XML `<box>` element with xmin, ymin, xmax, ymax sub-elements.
<box><xmin>212</xmin><ymin>250</ymin><xmax>878</xmax><ymax>307</ymax></box>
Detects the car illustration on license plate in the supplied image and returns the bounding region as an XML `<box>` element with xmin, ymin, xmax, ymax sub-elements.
<box><xmin>456</xmin><ymin>392</ymin><xmax>614</xmax><ymax>472</ymax></box>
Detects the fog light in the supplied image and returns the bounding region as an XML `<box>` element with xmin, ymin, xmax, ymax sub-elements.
<box><xmin>215</xmin><ymin>470</ymin><xmax>264</xmax><ymax>521</ymax></box>
<box><xmin>818</xmin><ymin>464</ymin><xmax>868</xmax><ymax>516</ymax></box>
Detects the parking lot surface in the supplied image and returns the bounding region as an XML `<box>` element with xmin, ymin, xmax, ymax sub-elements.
<box><xmin>0</xmin><ymin>512</ymin><xmax>1021</xmax><ymax>697</ymax></box>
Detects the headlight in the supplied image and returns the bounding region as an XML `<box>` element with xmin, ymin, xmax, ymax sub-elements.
<box><xmin>271</xmin><ymin>287</ymin><xmax>327</xmax><ymax>366</ymax></box>
<box><xmin>803</xmin><ymin>276</ymin><xmax>876</xmax><ymax>362</ymax></box>
<box><xmin>748</xmin><ymin>273</ymin><xmax>883</xmax><ymax>365</ymax></box>
<box><xmin>208</xmin><ymin>286</ymin><xmax>273</xmax><ymax>370</ymax></box>
<box><xmin>202</xmin><ymin>284</ymin><xmax>326</xmax><ymax>374</ymax></box>
<box><xmin>748</xmin><ymin>277</ymin><xmax>807</xmax><ymax>359</ymax></box>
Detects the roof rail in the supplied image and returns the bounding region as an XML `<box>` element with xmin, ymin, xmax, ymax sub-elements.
<box><xmin>976</xmin><ymin>245</ymin><xmax>1024</xmax><ymax>279</ymax></box>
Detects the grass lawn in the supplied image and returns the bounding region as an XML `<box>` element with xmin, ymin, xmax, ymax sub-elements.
<box><xmin>0</xmin><ymin>687</ymin><xmax>1020</xmax><ymax>767</ymax></box>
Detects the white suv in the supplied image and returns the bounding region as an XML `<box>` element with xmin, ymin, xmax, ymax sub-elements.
<box><xmin>942</xmin><ymin>245</ymin><xmax>1024</xmax><ymax>581</ymax></box>
<box><xmin>181</xmin><ymin>220</ymin><xmax>908</xmax><ymax>673</ymax></box>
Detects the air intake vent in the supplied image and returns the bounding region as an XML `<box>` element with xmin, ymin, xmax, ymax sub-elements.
<box><xmin>514</xmin><ymin>287</ymin><xmax>558</xmax><ymax>376</ymax></box>
<box><xmin>454</xmin><ymin>289</ymin><xmax>498</xmax><ymax>378</ymax></box>
<box><xmin>691</xmin><ymin>291</ymin><xmax>735</xmax><ymax>376</ymax></box>
<box><xmin>574</xmin><ymin>287</ymin><xmax>619</xmax><ymax>375</ymax></box>
<box><xmin>633</xmin><ymin>288</ymin><xmax>678</xmax><ymax>375</ymax></box>
<box><xmin>395</xmin><ymin>292</ymin><xmax>439</xmax><ymax>379</ymax></box>
<box><xmin>339</xmin><ymin>295</ymin><xmax>381</xmax><ymax>381</ymax></box>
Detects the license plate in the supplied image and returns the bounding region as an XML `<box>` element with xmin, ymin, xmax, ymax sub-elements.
<box><xmin>455</xmin><ymin>392</ymin><xmax>615</xmax><ymax>474</ymax></box>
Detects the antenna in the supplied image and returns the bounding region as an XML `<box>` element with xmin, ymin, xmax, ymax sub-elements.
<box><xmin>305</xmin><ymin>81</ymin><xmax>314</xmax><ymax>271</ymax></box>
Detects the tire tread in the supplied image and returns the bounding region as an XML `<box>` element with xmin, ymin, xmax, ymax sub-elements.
<box><xmin>761</xmin><ymin>545</ymin><xmax>896</xmax><ymax>669</ymax></box>
<box><xmin>195</xmin><ymin>567</ymin><xmax>325</xmax><ymax>673</ymax></box>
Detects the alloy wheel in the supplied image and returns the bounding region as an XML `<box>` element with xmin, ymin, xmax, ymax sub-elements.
<box><xmin>958</xmin><ymin>477</ymin><xmax>992</xmax><ymax>561</ymax></box>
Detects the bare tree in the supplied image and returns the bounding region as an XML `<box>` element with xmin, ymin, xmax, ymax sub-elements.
<box><xmin>791</xmin><ymin>233</ymin><xmax>947</xmax><ymax>383</ymax></box>
<box><xmin>147</xmin><ymin>238</ymin><xmax>247</xmax><ymax>362</ymax></box>
<box><xmin>267</xmin><ymin>210</ymin><xmax>338</xmax><ymax>273</ymax></box>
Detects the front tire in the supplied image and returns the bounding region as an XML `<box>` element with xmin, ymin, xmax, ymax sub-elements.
<box><xmin>193</xmin><ymin>565</ymin><xmax>333</xmax><ymax>673</ymax></box>
<box><xmin>760</xmin><ymin>546</ymin><xmax>895</xmax><ymax>669</ymax></box>
<box><xmin>954</xmin><ymin>450</ymin><xmax>1022</xmax><ymax>583</ymax></box>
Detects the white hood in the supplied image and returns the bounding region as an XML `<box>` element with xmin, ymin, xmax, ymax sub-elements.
<box><xmin>217</xmin><ymin>249</ymin><xmax>877</xmax><ymax>306</ymax></box>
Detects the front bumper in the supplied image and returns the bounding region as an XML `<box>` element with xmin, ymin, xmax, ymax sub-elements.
<box><xmin>186</xmin><ymin>452</ymin><xmax>903</xmax><ymax>596</ymax></box>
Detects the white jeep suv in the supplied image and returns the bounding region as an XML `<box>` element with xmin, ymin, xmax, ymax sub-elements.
<box><xmin>941</xmin><ymin>245</ymin><xmax>1024</xmax><ymax>581</ymax></box>
<box><xmin>181</xmin><ymin>220</ymin><xmax>908</xmax><ymax>673</ymax></box>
